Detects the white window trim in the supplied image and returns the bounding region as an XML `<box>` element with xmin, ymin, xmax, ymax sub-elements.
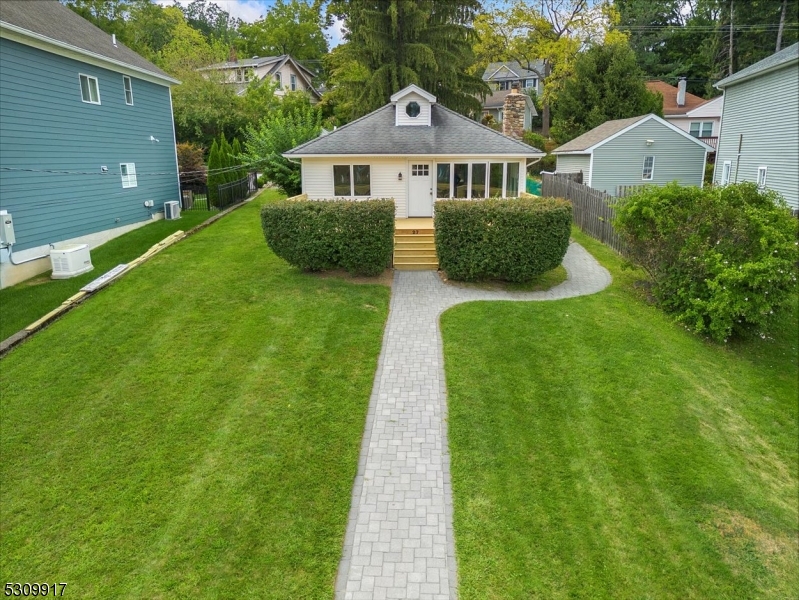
<box><xmin>79</xmin><ymin>73</ymin><xmax>100</xmax><ymax>104</ymax></box>
<box><xmin>290</xmin><ymin>74</ymin><xmax>297</xmax><ymax>91</ymax></box>
<box><xmin>120</xmin><ymin>163</ymin><xmax>137</xmax><ymax>188</ymax></box>
<box><xmin>332</xmin><ymin>164</ymin><xmax>371</xmax><ymax>197</ymax></box>
<box><xmin>721</xmin><ymin>160</ymin><xmax>732</xmax><ymax>185</ymax></box>
<box><xmin>642</xmin><ymin>156</ymin><xmax>655</xmax><ymax>181</ymax></box>
<box><xmin>757</xmin><ymin>165</ymin><xmax>768</xmax><ymax>188</ymax></box>
<box><xmin>123</xmin><ymin>75</ymin><xmax>133</xmax><ymax>105</ymax></box>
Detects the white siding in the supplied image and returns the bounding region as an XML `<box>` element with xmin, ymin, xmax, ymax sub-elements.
<box><xmin>395</xmin><ymin>92</ymin><xmax>432</xmax><ymax>126</ymax></box>
<box><xmin>714</xmin><ymin>64</ymin><xmax>799</xmax><ymax>209</ymax></box>
<box><xmin>301</xmin><ymin>157</ymin><xmax>407</xmax><ymax>216</ymax></box>
<box><xmin>686</xmin><ymin>95</ymin><xmax>723</xmax><ymax>118</ymax></box>
<box><xmin>667</xmin><ymin>116</ymin><xmax>721</xmax><ymax>137</ymax></box>
<box><xmin>590</xmin><ymin>119</ymin><xmax>707</xmax><ymax>195</ymax></box>
<box><xmin>556</xmin><ymin>154</ymin><xmax>590</xmax><ymax>175</ymax></box>
<box><xmin>301</xmin><ymin>155</ymin><xmax>529</xmax><ymax>218</ymax></box>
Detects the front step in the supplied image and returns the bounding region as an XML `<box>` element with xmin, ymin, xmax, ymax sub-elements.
<box><xmin>393</xmin><ymin>228</ymin><xmax>438</xmax><ymax>270</ymax></box>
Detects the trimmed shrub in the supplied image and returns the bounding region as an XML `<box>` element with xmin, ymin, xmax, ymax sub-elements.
<box><xmin>614</xmin><ymin>182</ymin><xmax>799</xmax><ymax>341</ymax></box>
<box><xmin>435</xmin><ymin>197</ymin><xmax>572</xmax><ymax>282</ymax></box>
<box><xmin>261</xmin><ymin>199</ymin><xmax>395</xmax><ymax>276</ymax></box>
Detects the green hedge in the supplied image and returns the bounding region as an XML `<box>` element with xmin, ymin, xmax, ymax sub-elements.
<box><xmin>260</xmin><ymin>199</ymin><xmax>395</xmax><ymax>276</ymax></box>
<box><xmin>435</xmin><ymin>198</ymin><xmax>572</xmax><ymax>282</ymax></box>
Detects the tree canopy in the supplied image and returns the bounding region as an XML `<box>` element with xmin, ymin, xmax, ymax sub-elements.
<box><xmin>237</xmin><ymin>0</ymin><xmax>328</xmax><ymax>62</ymax></box>
<box><xmin>324</xmin><ymin>1</ymin><xmax>490</xmax><ymax>123</ymax></box>
<box><xmin>551</xmin><ymin>38</ymin><xmax>663</xmax><ymax>142</ymax></box>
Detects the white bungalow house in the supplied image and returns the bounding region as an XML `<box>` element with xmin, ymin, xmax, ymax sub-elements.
<box><xmin>713</xmin><ymin>43</ymin><xmax>798</xmax><ymax>210</ymax></box>
<box><xmin>283</xmin><ymin>85</ymin><xmax>545</xmax><ymax>219</ymax></box>
<box><xmin>197</xmin><ymin>54</ymin><xmax>320</xmax><ymax>101</ymax></box>
<box><xmin>551</xmin><ymin>114</ymin><xmax>714</xmax><ymax>196</ymax></box>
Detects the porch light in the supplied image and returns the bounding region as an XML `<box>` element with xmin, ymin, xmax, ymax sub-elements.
<box><xmin>398</xmin><ymin>172</ymin><xmax>403</xmax><ymax>181</ymax></box>
<box><xmin>646</xmin><ymin>139</ymin><xmax>654</xmax><ymax>146</ymax></box>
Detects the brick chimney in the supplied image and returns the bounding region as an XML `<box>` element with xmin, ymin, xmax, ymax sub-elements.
<box><xmin>502</xmin><ymin>85</ymin><xmax>526</xmax><ymax>141</ymax></box>
<box><xmin>677</xmin><ymin>77</ymin><xmax>687</xmax><ymax>107</ymax></box>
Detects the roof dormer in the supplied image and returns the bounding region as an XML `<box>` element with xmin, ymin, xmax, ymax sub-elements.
<box><xmin>390</xmin><ymin>84</ymin><xmax>436</xmax><ymax>126</ymax></box>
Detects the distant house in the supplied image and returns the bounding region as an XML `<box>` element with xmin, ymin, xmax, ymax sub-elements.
<box><xmin>482</xmin><ymin>88</ymin><xmax>537</xmax><ymax>131</ymax></box>
<box><xmin>713</xmin><ymin>43</ymin><xmax>798</xmax><ymax>210</ymax></box>
<box><xmin>646</xmin><ymin>79</ymin><xmax>722</xmax><ymax>152</ymax></box>
<box><xmin>284</xmin><ymin>85</ymin><xmax>544</xmax><ymax>218</ymax></box>
<box><xmin>551</xmin><ymin>114</ymin><xmax>713</xmax><ymax>196</ymax></box>
<box><xmin>481</xmin><ymin>61</ymin><xmax>543</xmax><ymax>130</ymax></box>
<box><xmin>198</xmin><ymin>54</ymin><xmax>320</xmax><ymax>101</ymax></box>
<box><xmin>0</xmin><ymin>0</ymin><xmax>181</xmax><ymax>289</ymax></box>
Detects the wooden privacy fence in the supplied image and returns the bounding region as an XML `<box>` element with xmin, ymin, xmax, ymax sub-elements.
<box><xmin>542</xmin><ymin>172</ymin><xmax>626</xmax><ymax>255</ymax></box>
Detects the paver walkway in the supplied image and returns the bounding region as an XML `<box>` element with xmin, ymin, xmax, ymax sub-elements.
<box><xmin>336</xmin><ymin>242</ymin><xmax>612</xmax><ymax>599</ymax></box>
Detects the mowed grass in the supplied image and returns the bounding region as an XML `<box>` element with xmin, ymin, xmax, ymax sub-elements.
<box><xmin>442</xmin><ymin>229</ymin><xmax>798</xmax><ymax>599</ymax></box>
<box><xmin>0</xmin><ymin>190</ymin><xmax>390</xmax><ymax>598</ymax></box>
<box><xmin>0</xmin><ymin>210</ymin><xmax>213</xmax><ymax>340</ymax></box>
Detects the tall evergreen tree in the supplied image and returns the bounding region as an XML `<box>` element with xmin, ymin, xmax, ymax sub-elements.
<box><xmin>207</xmin><ymin>139</ymin><xmax>221</xmax><ymax>207</ymax></box>
<box><xmin>552</xmin><ymin>40</ymin><xmax>663</xmax><ymax>143</ymax></box>
<box><xmin>325</xmin><ymin>1</ymin><xmax>489</xmax><ymax>121</ymax></box>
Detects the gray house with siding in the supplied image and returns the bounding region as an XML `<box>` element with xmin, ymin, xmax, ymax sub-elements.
<box><xmin>551</xmin><ymin>114</ymin><xmax>713</xmax><ymax>196</ymax></box>
<box><xmin>713</xmin><ymin>43</ymin><xmax>798</xmax><ymax>210</ymax></box>
<box><xmin>0</xmin><ymin>1</ymin><xmax>181</xmax><ymax>288</ymax></box>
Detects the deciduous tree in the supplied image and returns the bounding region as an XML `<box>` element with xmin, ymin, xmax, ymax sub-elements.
<box><xmin>237</xmin><ymin>0</ymin><xmax>328</xmax><ymax>61</ymax></box>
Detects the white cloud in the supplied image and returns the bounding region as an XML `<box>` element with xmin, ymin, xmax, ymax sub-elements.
<box><xmin>155</xmin><ymin>1</ymin><xmax>268</xmax><ymax>24</ymax></box>
<box><xmin>325</xmin><ymin>16</ymin><xmax>345</xmax><ymax>48</ymax></box>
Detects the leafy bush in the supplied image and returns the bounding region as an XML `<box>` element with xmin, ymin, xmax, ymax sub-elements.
<box><xmin>176</xmin><ymin>142</ymin><xmax>206</xmax><ymax>185</ymax></box>
<box><xmin>261</xmin><ymin>199</ymin><xmax>395</xmax><ymax>276</ymax></box>
<box><xmin>243</xmin><ymin>104</ymin><xmax>322</xmax><ymax>196</ymax></box>
<box><xmin>614</xmin><ymin>182</ymin><xmax>798</xmax><ymax>341</ymax></box>
<box><xmin>522</xmin><ymin>131</ymin><xmax>547</xmax><ymax>152</ymax></box>
<box><xmin>435</xmin><ymin>198</ymin><xmax>572</xmax><ymax>282</ymax></box>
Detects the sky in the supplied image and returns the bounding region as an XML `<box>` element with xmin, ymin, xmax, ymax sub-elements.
<box><xmin>156</xmin><ymin>0</ymin><xmax>345</xmax><ymax>47</ymax></box>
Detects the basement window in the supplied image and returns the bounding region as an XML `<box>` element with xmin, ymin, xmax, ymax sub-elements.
<box><xmin>80</xmin><ymin>74</ymin><xmax>100</xmax><ymax>104</ymax></box>
<box><xmin>120</xmin><ymin>163</ymin><xmax>137</xmax><ymax>188</ymax></box>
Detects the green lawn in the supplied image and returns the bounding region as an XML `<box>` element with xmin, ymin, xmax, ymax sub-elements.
<box><xmin>0</xmin><ymin>190</ymin><xmax>390</xmax><ymax>598</ymax></box>
<box><xmin>442</xmin><ymin>229</ymin><xmax>798</xmax><ymax>599</ymax></box>
<box><xmin>0</xmin><ymin>210</ymin><xmax>213</xmax><ymax>340</ymax></box>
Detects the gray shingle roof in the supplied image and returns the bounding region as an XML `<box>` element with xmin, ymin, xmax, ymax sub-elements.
<box><xmin>0</xmin><ymin>0</ymin><xmax>175</xmax><ymax>82</ymax></box>
<box><xmin>716</xmin><ymin>43</ymin><xmax>798</xmax><ymax>88</ymax></box>
<box><xmin>200</xmin><ymin>55</ymin><xmax>284</xmax><ymax>71</ymax></box>
<box><xmin>551</xmin><ymin>116</ymin><xmax>648</xmax><ymax>153</ymax></box>
<box><xmin>285</xmin><ymin>104</ymin><xmax>545</xmax><ymax>156</ymax></box>
<box><xmin>483</xmin><ymin>61</ymin><xmax>545</xmax><ymax>81</ymax></box>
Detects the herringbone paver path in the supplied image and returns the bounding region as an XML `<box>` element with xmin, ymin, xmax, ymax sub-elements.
<box><xmin>337</xmin><ymin>242</ymin><xmax>612</xmax><ymax>599</ymax></box>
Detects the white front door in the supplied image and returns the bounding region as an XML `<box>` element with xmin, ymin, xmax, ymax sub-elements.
<box><xmin>408</xmin><ymin>162</ymin><xmax>433</xmax><ymax>217</ymax></box>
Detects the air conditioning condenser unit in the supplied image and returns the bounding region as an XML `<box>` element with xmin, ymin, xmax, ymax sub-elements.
<box><xmin>164</xmin><ymin>201</ymin><xmax>181</xmax><ymax>220</ymax></box>
<box><xmin>50</xmin><ymin>244</ymin><xmax>93</xmax><ymax>279</ymax></box>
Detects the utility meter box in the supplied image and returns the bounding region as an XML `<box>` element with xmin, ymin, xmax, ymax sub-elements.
<box><xmin>0</xmin><ymin>212</ymin><xmax>15</xmax><ymax>245</ymax></box>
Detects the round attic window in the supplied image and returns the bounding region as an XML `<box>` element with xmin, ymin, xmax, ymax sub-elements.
<box><xmin>406</xmin><ymin>101</ymin><xmax>421</xmax><ymax>118</ymax></box>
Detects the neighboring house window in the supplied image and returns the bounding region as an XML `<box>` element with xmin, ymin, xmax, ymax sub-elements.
<box><xmin>123</xmin><ymin>76</ymin><xmax>133</xmax><ymax>105</ymax></box>
<box><xmin>689</xmin><ymin>121</ymin><xmax>713</xmax><ymax>137</ymax></box>
<box><xmin>120</xmin><ymin>163</ymin><xmax>137</xmax><ymax>188</ymax></box>
<box><xmin>275</xmin><ymin>72</ymin><xmax>282</xmax><ymax>87</ymax></box>
<box><xmin>290</xmin><ymin>74</ymin><xmax>297</xmax><ymax>91</ymax></box>
<box><xmin>524</xmin><ymin>78</ymin><xmax>538</xmax><ymax>89</ymax></box>
<box><xmin>721</xmin><ymin>161</ymin><xmax>731</xmax><ymax>185</ymax></box>
<box><xmin>333</xmin><ymin>165</ymin><xmax>371</xmax><ymax>196</ymax></box>
<box><xmin>642</xmin><ymin>156</ymin><xmax>655</xmax><ymax>180</ymax></box>
<box><xmin>757</xmin><ymin>166</ymin><xmax>768</xmax><ymax>188</ymax></box>
<box><xmin>245</xmin><ymin>68</ymin><xmax>255</xmax><ymax>82</ymax></box>
<box><xmin>497</xmin><ymin>80</ymin><xmax>512</xmax><ymax>91</ymax></box>
<box><xmin>79</xmin><ymin>74</ymin><xmax>100</xmax><ymax>104</ymax></box>
<box><xmin>497</xmin><ymin>108</ymin><xmax>503</xmax><ymax>123</ymax></box>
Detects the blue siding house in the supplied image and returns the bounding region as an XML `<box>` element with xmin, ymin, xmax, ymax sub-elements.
<box><xmin>0</xmin><ymin>1</ymin><xmax>180</xmax><ymax>288</ymax></box>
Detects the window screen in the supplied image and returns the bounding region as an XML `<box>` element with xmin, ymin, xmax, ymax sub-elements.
<box><xmin>353</xmin><ymin>165</ymin><xmax>371</xmax><ymax>196</ymax></box>
<box><xmin>471</xmin><ymin>163</ymin><xmax>487</xmax><ymax>198</ymax></box>
<box><xmin>489</xmin><ymin>163</ymin><xmax>504</xmax><ymax>197</ymax></box>
<box><xmin>334</xmin><ymin>165</ymin><xmax>351</xmax><ymax>196</ymax></box>
<box><xmin>453</xmin><ymin>164</ymin><xmax>469</xmax><ymax>198</ymax></box>
<box><xmin>505</xmin><ymin>162</ymin><xmax>519</xmax><ymax>197</ymax></box>
<box><xmin>437</xmin><ymin>164</ymin><xmax>451</xmax><ymax>198</ymax></box>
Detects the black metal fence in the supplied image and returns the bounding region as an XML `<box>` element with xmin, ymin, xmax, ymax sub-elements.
<box><xmin>180</xmin><ymin>171</ymin><xmax>258</xmax><ymax>212</ymax></box>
